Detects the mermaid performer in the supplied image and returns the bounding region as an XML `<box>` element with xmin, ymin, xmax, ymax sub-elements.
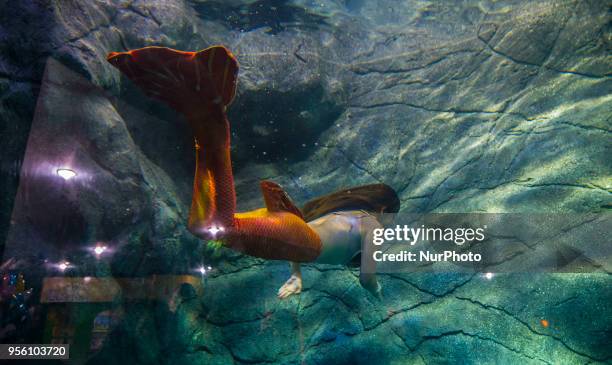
<box><xmin>107</xmin><ymin>46</ymin><xmax>399</xmax><ymax>298</ymax></box>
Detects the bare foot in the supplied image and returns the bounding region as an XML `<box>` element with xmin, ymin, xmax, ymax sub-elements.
<box><xmin>277</xmin><ymin>274</ymin><xmax>302</xmax><ymax>299</ymax></box>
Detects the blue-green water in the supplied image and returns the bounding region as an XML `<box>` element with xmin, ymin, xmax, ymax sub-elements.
<box><xmin>0</xmin><ymin>1</ymin><xmax>610</xmax><ymax>364</ymax></box>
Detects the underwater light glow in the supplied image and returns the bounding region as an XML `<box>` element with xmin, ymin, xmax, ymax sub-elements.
<box><xmin>56</xmin><ymin>168</ymin><xmax>77</xmax><ymax>180</ymax></box>
<box><xmin>58</xmin><ymin>261</ymin><xmax>70</xmax><ymax>271</ymax></box>
<box><xmin>197</xmin><ymin>265</ymin><xmax>213</xmax><ymax>275</ymax></box>
<box><xmin>484</xmin><ymin>272</ymin><xmax>494</xmax><ymax>280</ymax></box>
<box><xmin>207</xmin><ymin>225</ymin><xmax>225</xmax><ymax>237</ymax></box>
<box><xmin>94</xmin><ymin>245</ymin><xmax>107</xmax><ymax>256</ymax></box>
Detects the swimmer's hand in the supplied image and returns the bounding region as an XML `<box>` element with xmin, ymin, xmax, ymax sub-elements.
<box><xmin>360</xmin><ymin>274</ymin><xmax>382</xmax><ymax>300</ymax></box>
<box><xmin>277</xmin><ymin>274</ymin><xmax>302</xmax><ymax>299</ymax></box>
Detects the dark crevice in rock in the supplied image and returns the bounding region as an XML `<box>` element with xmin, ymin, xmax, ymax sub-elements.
<box><xmin>478</xmin><ymin>32</ymin><xmax>611</xmax><ymax>79</ymax></box>
<box><xmin>455</xmin><ymin>296</ymin><xmax>609</xmax><ymax>362</ymax></box>
<box><xmin>349</xmin><ymin>101</ymin><xmax>530</xmax><ymax>120</ymax></box>
<box><xmin>409</xmin><ymin>329</ymin><xmax>552</xmax><ymax>364</ymax></box>
<box><xmin>320</xmin><ymin>144</ymin><xmax>383</xmax><ymax>183</ymax></box>
<box><xmin>349</xmin><ymin>48</ymin><xmax>479</xmax><ymax>76</ymax></box>
<box><xmin>557</xmin><ymin>121</ymin><xmax>612</xmax><ymax>133</ymax></box>
<box><xmin>382</xmin><ymin>274</ymin><xmax>475</xmax><ymax>298</ymax></box>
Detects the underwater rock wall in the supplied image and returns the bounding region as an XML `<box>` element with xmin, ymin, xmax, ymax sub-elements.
<box><xmin>225</xmin><ymin>0</ymin><xmax>611</xmax><ymax>215</ymax></box>
<box><xmin>0</xmin><ymin>0</ymin><xmax>610</xmax><ymax>364</ymax></box>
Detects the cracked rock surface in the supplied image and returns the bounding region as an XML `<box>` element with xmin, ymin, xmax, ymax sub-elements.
<box><xmin>0</xmin><ymin>0</ymin><xmax>610</xmax><ymax>364</ymax></box>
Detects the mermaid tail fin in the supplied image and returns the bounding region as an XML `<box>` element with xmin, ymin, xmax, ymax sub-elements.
<box><xmin>108</xmin><ymin>45</ymin><xmax>240</xmax><ymax>230</ymax></box>
<box><xmin>301</xmin><ymin>183</ymin><xmax>400</xmax><ymax>222</ymax></box>
<box><xmin>260</xmin><ymin>181</ymin><xmax>305</xmax><ymax>220</ymax></box>
<box><xmin>107</xmin><ymin>45</ymin><xmax>238</xmax><ymax>114</ymax></box>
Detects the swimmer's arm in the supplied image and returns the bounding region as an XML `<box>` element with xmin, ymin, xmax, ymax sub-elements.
<box><xmin>359</xmin><ymin>217</ymin><xmax>381</xmax><ymax>297</ymax></box>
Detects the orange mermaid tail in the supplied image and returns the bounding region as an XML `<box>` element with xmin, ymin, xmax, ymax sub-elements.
<box><xmin>107</xmin><ymin>46</ymin><xmax>322</xmax><ymax>262</ymax></box>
